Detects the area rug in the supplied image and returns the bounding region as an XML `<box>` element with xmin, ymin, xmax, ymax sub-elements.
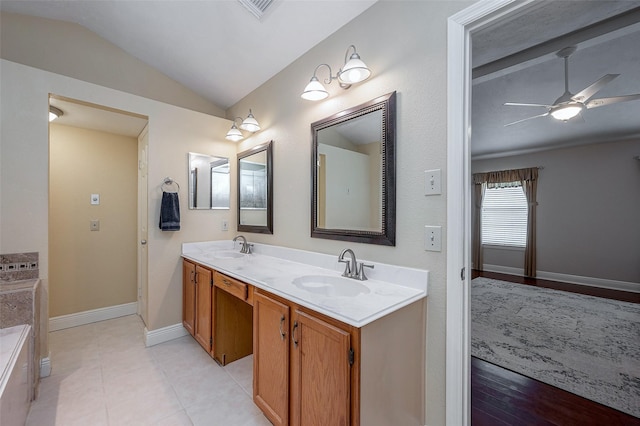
<box><xmin>471</xmin><ymin>277</ymin><xmax>640</xmax><ymax>418</ymax></box>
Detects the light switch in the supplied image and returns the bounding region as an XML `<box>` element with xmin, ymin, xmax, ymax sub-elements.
<box><xmin>424</xmin><ymin>169</ymin><xmax>442</xmax><ymax>195</ymax></box>
<box><xmin>221</xmin><ymin>220</ymin><xmax>229</xmax><ymax>231</ymax></box>
<box><xmin>90</xmin><ymin>220</ymin><xmax>100</xmax><ymax>231</ymax></box>
<box><xmin>424</xmin><ymin>226</ymin><xmax>442</xmax><ymax>251</ymax></box>
<box><xmin>91</xmin><ymin>194</ymin><xmax>100</xmax><ymax>205</ymax></box>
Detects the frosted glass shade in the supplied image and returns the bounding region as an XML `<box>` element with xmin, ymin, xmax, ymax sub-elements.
<box><xmin>301</xmin><ymin>77</ymin><xmax>329</xmax><ymax>101</ymax></box>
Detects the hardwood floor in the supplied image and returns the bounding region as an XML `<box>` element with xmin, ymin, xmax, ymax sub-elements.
<box><xmin>471</xmin><ymin>270</ymin><xmax>640</xmax><ymax>425</ymax></box>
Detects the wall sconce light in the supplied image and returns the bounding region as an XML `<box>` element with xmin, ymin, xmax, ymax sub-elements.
<box><xmin>225</xmin><ymin>109</ymin><xmax>261</xmax><ymax>141</ymax></box>
<box><xmin>49</xmin><ymin>106</ymin><xmax>64</xmax><ymax>122</ymax></box>
<box><xmin>301</xmin><ymin>45</ymin><xmax>371</xmax><ymax>101</ymax></box>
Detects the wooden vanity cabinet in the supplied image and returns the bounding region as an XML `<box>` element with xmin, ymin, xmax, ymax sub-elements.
<box><xmin>194</xmin><ymin>264</ymin><xmax>214</xmax><ymax>352</ymax></box>
<box><xmin>182</xmin><ymin>259</ymin><xmax>196</xmax><ymax>336</ymax></box>
<box><xmin>253</xmin><ymin>289</ymin><xmax>359</xmax><ymax>426</ymax></box>
<box><xmin>213</xmin><ymin>272</ymin><xmax>253</xmax><ymax>366</ymax></box>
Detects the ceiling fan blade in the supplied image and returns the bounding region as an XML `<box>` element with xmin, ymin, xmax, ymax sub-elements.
<box><xmin>504</xmin><ymin>102</ymin><xmax>551</xmax><ymax>108</ymax></box>
<box><xmin>586</xmin><ymin>94</ymin><xmax>640</xmax><ymax>109</ymax></box>
<box><xmin>571</xmin><ymin>74</ymin><xmax>619</xmax><ymax>103</ymax></box>
<box><xmin>504</xmin><ymin>112</ymin><xmax>549</xmax><ymax>127</ymax></box>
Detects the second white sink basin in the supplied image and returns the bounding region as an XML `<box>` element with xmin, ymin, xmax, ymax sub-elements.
<box><xmin>203</xmin><ymin>250</ymin><xmax>245</xmax><ymax>259</ymax></box>
<box><xmin>292</xmin><ymin>275</ymin><xmax>371</xmax><ymax>297</ymax></box>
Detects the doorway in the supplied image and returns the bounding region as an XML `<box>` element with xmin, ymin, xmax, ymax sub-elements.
<box><xmin>447</xmin><ymin>1</ymin><xmax>640</xmax><ymax>424</ymax></box>
<box><xmin>48</xmin><ymin>95</ymin><xmax>148</xmax><ymax>329</ymax></box>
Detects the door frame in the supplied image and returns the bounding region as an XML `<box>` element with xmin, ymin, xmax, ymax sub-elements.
<box><xmin>137</xmin><ymin>124</ymin><xmax>150</xmax><ymax>324</ymax></box>
<box><xmin>445</xmin><ymin>1</ymin><xmax>538</xmax><ymax>424</ymax></box>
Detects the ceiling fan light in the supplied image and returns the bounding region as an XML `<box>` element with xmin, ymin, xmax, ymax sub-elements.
<box><xmin>239</xmin><ymin>109</ymin><xmax>260</xmax><ymax>132</ymax></box>
<box><xmin>550</xmin><ymin>104</ymin><xmax>583</xmax><ymax>121</ymax></box>
<box><xmin>301</xmin><ymin>76</ymin><xmax>329</xmax><ymax>101</ymax></box>
<box><xmin>225</xmin><ymin>123</ymin><xmax>244</xmax><ymax>142</ymax></box>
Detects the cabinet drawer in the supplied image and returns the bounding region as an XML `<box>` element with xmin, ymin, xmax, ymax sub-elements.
<box><xmin>214</xmin><ymin>272</ymin><xmax>248</xmax><ymax>301</ymax></box>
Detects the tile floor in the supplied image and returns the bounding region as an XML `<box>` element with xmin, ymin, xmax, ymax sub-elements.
<box><xmin>26</xmin><ymin>315</ymin><xmax>272</xmax><ymax>426</ymax></box>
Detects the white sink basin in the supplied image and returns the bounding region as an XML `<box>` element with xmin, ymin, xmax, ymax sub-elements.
<box><xmin>292</xmin><ymin>275</ymin><xmax>371</xmax><ymax>297</ymax></box>
<box><xmin>203</xmin><ymin>250</ymin><xmax>245</xmax><ymax>259</ymax></box>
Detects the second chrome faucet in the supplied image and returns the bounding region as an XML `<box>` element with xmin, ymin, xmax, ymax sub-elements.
<box><xmin>338</xmin><ymin>248</ymin><xmax>374</xmax><ymax>281</ymax></box>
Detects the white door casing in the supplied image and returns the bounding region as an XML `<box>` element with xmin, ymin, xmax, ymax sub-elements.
<box><xmin>137</xmin><ymin>124</ymin><xmax>149</xmax><ymax>325</ymax></box>
<box><xmin>446</xmin><ymin>1</ymin><xmax>538</xmax><ymax>425</ymax></box>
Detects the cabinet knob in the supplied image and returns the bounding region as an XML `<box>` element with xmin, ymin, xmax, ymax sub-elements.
<box><xmin>141</xmin><ymin>239</ymin><xmax>147</xmax><ymax>245</ymax></box>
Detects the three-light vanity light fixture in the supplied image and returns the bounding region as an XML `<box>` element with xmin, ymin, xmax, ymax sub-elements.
<box><xmin>225</xmin><ymin>109</ymin><xmax>261</xmax><ymax>142</ymax></box>
<box><xmin>301</xmin><ymin>44</ymin><xmax>372</xmax><ymax>101</ymax></box>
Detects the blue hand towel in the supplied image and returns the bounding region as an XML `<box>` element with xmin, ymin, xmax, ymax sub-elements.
<box><xmin>159</xmin><ymin>192</ymin><xmax>180</xmax><ymax>231</ymax></box>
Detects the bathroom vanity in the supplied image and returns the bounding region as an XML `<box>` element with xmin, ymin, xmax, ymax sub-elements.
<box><xmin>182</xmin><ymin>241</ymin><xmax>428</xmax><ymax>426</ymax></box>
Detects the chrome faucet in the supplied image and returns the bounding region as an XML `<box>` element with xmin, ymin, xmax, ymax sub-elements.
<box><xmin>233</xmin><ymin>235</ymin><xmax>252</xmax><ymax>254</ymax></box>
<box><xmin>338</xmin><ymin>248</ymin><xmax>374</xmax><ymax>281</ymax></box>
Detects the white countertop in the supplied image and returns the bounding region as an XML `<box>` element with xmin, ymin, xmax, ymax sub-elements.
<box><xmin>182</xmin><ymin>241</ymin><xmax>428</xmax><ymax>328</ymax></box>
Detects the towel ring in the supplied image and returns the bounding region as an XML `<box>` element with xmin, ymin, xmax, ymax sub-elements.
<box><xmin>161</xmin><ymin>177</ymin><xmax>180</xmax><ymax>193</ymax></box>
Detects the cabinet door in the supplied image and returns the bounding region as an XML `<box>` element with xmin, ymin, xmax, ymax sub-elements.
<box><xmin>253</xmin><ymin>291</ymin><xmax>290</xmax><ymax>426</ymax></box>
<box><xmin>182</xmin><ymin>260</ymin><xmax>196</xmax><ymax>336</ymax></box>
<box><xmin>194</xmin><ymin>265</ymin><xmax>213</xmax><ymax>352</ymax></box>
<box><xmin>291</xmin><ymin>309</ymin><xmax>351</xmax><ymax>426</ymax></box>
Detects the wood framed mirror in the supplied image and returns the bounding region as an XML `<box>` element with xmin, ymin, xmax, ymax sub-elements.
<box><xmin>311</xmin><ymin>92</ymin><xmax>396</xmax><ymax>245</ymax></box>
<box><xmin>237</xmin><ymin>141</ymin><xmax>273</xmax><ymax>234</ymax></box>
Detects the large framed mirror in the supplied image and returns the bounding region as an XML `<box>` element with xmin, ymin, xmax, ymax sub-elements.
<box><xmin>311</xmin><ymin>92</ymin><xmax>396</xmax><ymax>245</ymax></box>
<box><xmin>238</xmin><ymin>141</ymin><xmax>273</xmax><ymax>234</ymax></box>
<box><xmin>188</xmin><ymin>152</ymin><xmax>230</xmax><ymax>209</ymax></box>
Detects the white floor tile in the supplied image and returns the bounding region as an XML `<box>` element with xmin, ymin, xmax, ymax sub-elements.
<box><xmin>28</xmin><ymin>314</ymin><xmax>267</xmax><ymax>426</ymax></box>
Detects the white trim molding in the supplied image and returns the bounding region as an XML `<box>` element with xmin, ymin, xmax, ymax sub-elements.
<box><xmin>40</xmin><ymin>354</ymin><xmax>51</xmax><ymax>378</ymax></box>
<box><xmin>482</xmin><ymin>264</ymin><xmax>640</xmax><ymax>294</ymax></box>
<box><xmin>447</xmin><ymin>1</ymin><xmax>538</xmax><ymax>425</ymax></box>
<box><xmin>49</xmin><ymin>302</ymin><xmax>137</xmax><ymax>331</ymax></box>
<box><xmin>144</xmin><ymin>323</ymin><xmax>189</xmax><ymax>347</ymax></box>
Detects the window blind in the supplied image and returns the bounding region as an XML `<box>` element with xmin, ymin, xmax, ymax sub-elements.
<box><xmin>481</xmin><ymin>185</ymin><xmax>528</xmax><ymax>247</ymax></box>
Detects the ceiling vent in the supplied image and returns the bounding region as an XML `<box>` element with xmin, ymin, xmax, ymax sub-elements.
<box><xmin>237</xmin><ymin>0</ymin><xmax>275</xmax><ymax>20</ymax></box>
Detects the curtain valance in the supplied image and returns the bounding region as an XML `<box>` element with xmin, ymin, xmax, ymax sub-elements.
<box><xmin>473</xmin><ymin>167</ymin><xmax>538</xmax><ymax>186</ymax></box>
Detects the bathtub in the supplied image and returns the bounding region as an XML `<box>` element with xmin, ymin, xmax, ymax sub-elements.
<box><xmin>0</xmin><ymin>324</ymin><xmax>32</xmax><ymax>426</ymax></box>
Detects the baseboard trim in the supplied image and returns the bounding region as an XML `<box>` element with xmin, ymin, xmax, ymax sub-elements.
<box><xmin>49</xmin><ymin>302</ymin><xmax>138</xmax><ymax>331</ymax></box>
<box><xmin>40</xmin><ymin>355</ymin><xmax>51</xmax><ymax>378</ymax></box>
<box><xmin>144</xmin><ymin>323</ymin><xmax>189</xmax><ymax>347</ymax></box>
<box><xmin>482</xmin><ymin>264</ymin><xmax>639</xmax><ymax>294</ymax></box>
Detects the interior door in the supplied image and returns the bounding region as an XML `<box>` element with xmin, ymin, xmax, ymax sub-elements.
<box><xmin>137</xmin><ymin>124</ymin><xmax>149</xmax><ymax>325</ymax></box>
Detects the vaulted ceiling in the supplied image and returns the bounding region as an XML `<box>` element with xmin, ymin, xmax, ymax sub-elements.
<box><xmin>3</xmin><ymin>1</ymin><xmax>639</xmax><ymax>156</ymax></box>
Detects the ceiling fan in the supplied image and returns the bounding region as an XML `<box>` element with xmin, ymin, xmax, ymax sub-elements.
<box><xmin>504</xmin><ymin>46</ymin><xmax>640</xmax><ymax>126</ymax></box>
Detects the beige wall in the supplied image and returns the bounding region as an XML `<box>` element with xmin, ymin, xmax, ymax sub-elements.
<box><xmin>473</xmin><ymin>138</ymin><xmax>640</xmax><ymax>285</ymax></box>
<box><xmin>227</xmin><ymin>2</ymin><xmax>470</xmax><ymax>424</ymax></box>
<box><xmin>0</xmin><ymin>12</ymin><xmax>225</xmax><ymax>117</ymax></box>
<box><xmin>49</xmin><ymin>124</ymin><xmax>138</xmax><ymax>316</ymax></box>
<box><xmin>1</xmin><ymin>2</ymin><xmax>474</xmax><ymax>423</ymax></box>
<box><xmin>1</xmin><ymin>58</ymin><xmax>237</xmax><ymax>336</ymax></box>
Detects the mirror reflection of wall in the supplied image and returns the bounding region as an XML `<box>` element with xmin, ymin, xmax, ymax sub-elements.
<box><xmin>239</xmin><ymin>150</ymin><xmax>267</xmax><ymax>226</ymax></box>
<box><xmin>311</xmin><ymin>92</ymin><xmax>395</xmax><ymax>246</ymax></box>
<box><xmin>188</xmin><ymin>152</ymin><xmax>230</xmax><ymax>209</ymax></box>
<box><xmin>237</xmin><ymin>141</ymin><xmax>273</xmax><ymax>234</ymax></box>
<box><xmin>317</xmin><ymin>112</ymin><xmax>383</xmax><ymax>231</ymax></box>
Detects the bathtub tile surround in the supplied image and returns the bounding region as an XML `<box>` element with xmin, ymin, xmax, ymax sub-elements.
<box><xmin>26</xmin><ymin>315</ymin><xmax>271</xmax><ymax>426</ymax></box>
<box><xmin>0</xmin><ymin>252</ymin><xmax>38</xmax><ymax>282</ymax></box>
<box><xmin>1</xmin><ymin>252</ymin><xmax>42</xmax><ymax>408</ymax></box>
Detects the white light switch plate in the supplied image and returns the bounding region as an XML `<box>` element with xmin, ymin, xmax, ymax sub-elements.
<box><xmin>91</xmin><ymin>194</ymin><xmax>100</xmax><ymax>205</ymax></box>
<box><xmin>424</xmin><ymin>226</ymin><xmax>442</xmax><ymax>251</ymax></box>
<box><xmin>221</xmin><ymin>220</ymin><xmax>229</xmax><ymax>231</ymax></box>
<box><xmin>424</xmin><ymin>169</ymin><xmax>442</xmax><ymax>195</ymax></box>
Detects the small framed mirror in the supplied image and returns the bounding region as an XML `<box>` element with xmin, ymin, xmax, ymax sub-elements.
<box><xmin>311</xmin><ymin>92</ymin><xmax>396</xmax><ymax>245</ymax></box>
<box><xmin>238</xmin><ymin>141</ymin><xmax>273</xmax><ymax>234</ymax></box>
<box><xmin>188</xmin><ymin>152</ymin><xmax>230</xmax><ymax>209</ymax></box>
